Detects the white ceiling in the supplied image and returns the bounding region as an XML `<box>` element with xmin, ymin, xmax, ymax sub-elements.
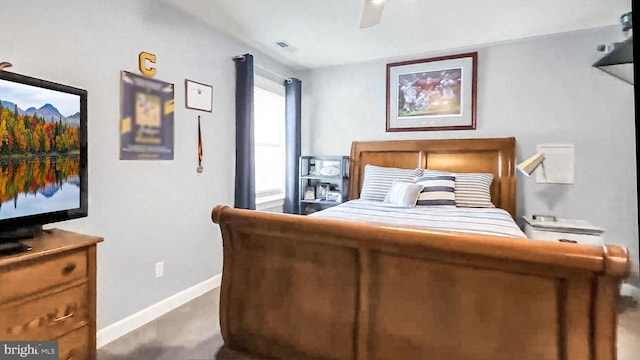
<box><xmin>164</xmin><ymin>0</ymin><xmax>631</xmax><ymax>70</ymax></box>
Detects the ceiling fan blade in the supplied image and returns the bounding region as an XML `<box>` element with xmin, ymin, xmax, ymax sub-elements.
<box><xmin>359</xmin><ymin>0</ymin><xmax>385</xmax><ymax>29</ymax></box>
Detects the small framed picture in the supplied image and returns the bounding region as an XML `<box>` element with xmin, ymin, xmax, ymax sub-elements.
<box><xmin>316</xmin><ymin>183</ymin><xmax>330</xmax><ymax>200</ymax></box>
<box><xmin>185</xmin><ymin>79</ymin><xmax>213</xmax><ymax>112</ymax></box>
<box><xmin>326</xmin><ymin>191</ymin><xmax>341</xmax><ymax>202</ymax></box>
<box><xmin>304</xmin><ymin>186</ymin><xmax>315</xmax><ymax>200</ymax></box>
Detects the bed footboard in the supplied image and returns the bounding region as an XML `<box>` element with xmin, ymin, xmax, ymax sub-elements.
<box><xmin>211</xmin><ymin>205</ymin><xmax>629</xmax><ymax>360</ymax></box>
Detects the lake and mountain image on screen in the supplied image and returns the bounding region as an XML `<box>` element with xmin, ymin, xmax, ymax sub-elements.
<box><xmin>0</xmin><ymin>96</ymin><xmax>81</xmax><ymax>220</ymax></box>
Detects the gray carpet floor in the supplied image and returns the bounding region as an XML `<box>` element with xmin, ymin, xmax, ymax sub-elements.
<box><xmin>97</xmin><ymin>289</ymin><xmax>224</xmax><ymax>360</ymax></box>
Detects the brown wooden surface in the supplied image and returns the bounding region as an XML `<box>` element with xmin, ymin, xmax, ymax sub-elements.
<box><xmin>212</xmin><ymin>205</ymin><xmax>629</xmax><ymax>360</ymax></box>
<box><xmin>0</xmin><ymin>249</ymin><xmax>87</xmax><ymax>303</ymax></box>
<box><xmin>348</xmin><ymin>137</ymin><xmax>517</xmax><ymax>217</ymax></box>
<box><xmin>58</xmin><ymin>325</ymin><xmax>90</xmax><ymax>360</ymax></box>
<box><xmin>87</xmin><ymin>244</ymin><xmax>98</xmax><ymax>360</ymax></box>
<box><xmin>0</xmin><ymin>284</ymin><xmax>89</xmax><ymax>340</ymax></box>
<box><xmin>0</xmin><ymin>229</ymin><xmax>102</xmax><ymax>360</ymax></box>
<box><xmin>0</xmin><ymin>228</ymin><xmax>102</xmax><ymax>267</ymax></box>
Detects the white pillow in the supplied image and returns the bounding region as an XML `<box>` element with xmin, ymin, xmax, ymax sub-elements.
<box><xmin>414</xmin><ymin>174</ymin><xmax>456</xmax><ymax>207</ymax></box>
<box><xmin>423</xmin><ymin>169</ymin><xmax>495</xmax><ymax>208</ymax></box>
<box><xmin>383</xmin><ymin>181</ymin><xmax>424</xmax><ymax>207</ymax></box>
<box><xmin>360</xmin><ymin>165</ymin><xmax>423</xmax><ymax>202</ymax></box>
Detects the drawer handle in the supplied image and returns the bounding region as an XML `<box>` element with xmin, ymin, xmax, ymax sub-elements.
<box><xmin>62</xmin><ymin>263</ymin><xmax>77</xmax><ymax>274</ymax></box>
<box><xmin>53</xmin><ymin>312</ymin><xmax>74</xmax><ymax>322</ymax></box>
<box><xmin>558</xmin><ymin>239</ymin><xmax>578</xmax><ymax>244</ymax></box>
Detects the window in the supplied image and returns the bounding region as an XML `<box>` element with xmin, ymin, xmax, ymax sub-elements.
<box><xmin>254</xmin><ymin>76</ymin><xmax>285</xmax><ymax>208</ymax></box>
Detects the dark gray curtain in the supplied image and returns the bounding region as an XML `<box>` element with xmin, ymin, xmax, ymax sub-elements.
<box><xmin>233</xmin><ymin>54</ymin><xmax>256</xmax><ymax>210</ymax></box>
<box><xmin>283</xmin><ymin>78</ymin><xmax>302</xmax><ymax>214</ymax></box>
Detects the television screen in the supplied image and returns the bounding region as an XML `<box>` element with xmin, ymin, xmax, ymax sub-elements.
<box><xmin>0</xmin><ymin>71</ymin><xmax>87</xmax><ymax>237</ymax></box>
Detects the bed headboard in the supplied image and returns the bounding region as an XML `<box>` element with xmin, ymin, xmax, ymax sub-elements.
<box><xmin>348</xmin><ymin>137</ymin><xmax>517</xmax><ymax>218</ymax></box>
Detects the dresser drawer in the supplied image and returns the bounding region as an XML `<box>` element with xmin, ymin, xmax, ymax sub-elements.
<box><xmin>0</xmin><ymin>284</ymin><xmax>89</xmax><ymax>341</ymax></box>
<box><xmin>0</xmin><ymin>249</ymin><xmax>87</xmax><ymax>303</ymax></box>
<box><xmin>57</xmin><ymin>325</ymin><xmax>90</xmax><ymax>360</ymax></box>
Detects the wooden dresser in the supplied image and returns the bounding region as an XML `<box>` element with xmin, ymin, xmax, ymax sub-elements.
<box><xmin>0</xmin><ymin>229</ymin><xmax>102</xmax><ymax>360</ymax></box>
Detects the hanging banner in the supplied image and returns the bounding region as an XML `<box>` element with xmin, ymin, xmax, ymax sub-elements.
<box><xmin>120</xmin><ymin>71</ymin><xmax>174</xmax><ymax>160</ymax></box>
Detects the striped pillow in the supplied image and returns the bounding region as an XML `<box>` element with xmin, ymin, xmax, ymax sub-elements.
<box><xmin>414</xmin><ymin>175</ymin><xmax>456</xmax><ymax>207</ymax></box>
<box><xmin>383</xmin><ymin>181</ymin><xmax>424</xmax><ymax>207</ymax></box>
<box><xmin>360</xmin><ymin>165</ymin><xmax>423</xmax><ymax>202</ymax></box>
<box><xmin>423</xmin><ymin>169</ymin><xmax>495</xmax><ymax>208</ymax></box>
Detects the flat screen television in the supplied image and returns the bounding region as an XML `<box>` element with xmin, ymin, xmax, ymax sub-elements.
<box><xmin>0</xmin><ymin>71</ymin><xmax>88</xmax><ymax>253</ymax></box>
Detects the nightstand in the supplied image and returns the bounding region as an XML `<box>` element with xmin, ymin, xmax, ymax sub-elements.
<box><xmin>522</xmin><ymin>216</ymin><xmax>604</xmax><ymax>246</ymax></box>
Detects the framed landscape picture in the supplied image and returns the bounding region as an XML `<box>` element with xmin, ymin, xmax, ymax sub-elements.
<box><xmin>386</xmin><ymin>52</ymin><xmax>477</xmax><ymax>132</ymax></box>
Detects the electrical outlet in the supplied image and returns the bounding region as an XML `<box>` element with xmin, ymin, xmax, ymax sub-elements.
<box><xmin>155</xmin><ymin>261</ymin><xmax>164</xmax><ymax>278</ymax></box>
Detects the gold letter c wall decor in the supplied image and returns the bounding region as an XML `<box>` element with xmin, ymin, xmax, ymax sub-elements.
<box><xmin>139</xmin><ymin>52</ymin><xmax>157</xmax><ymax>77</ymax></box>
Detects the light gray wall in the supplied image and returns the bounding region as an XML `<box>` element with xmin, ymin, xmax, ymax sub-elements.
<box><xmin>3</xmin><ymin>0</ymin><xmax>295</xmax><ymax>328</ymax></box>
<box><xmin>300</xmin><ymin>26</ymin><xmax>639</xmax><ymax>277</ymax></box>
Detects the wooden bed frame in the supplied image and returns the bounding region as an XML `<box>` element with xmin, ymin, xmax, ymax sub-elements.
<box><xmin>212</xmin><ymin>137</ymin><xmax>630</xmax><ymax>360</ymax></box>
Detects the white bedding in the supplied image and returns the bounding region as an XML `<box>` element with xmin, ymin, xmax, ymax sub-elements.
<box><xmin>309</xmin><ymin>199</ymin><xmax>527</xmax><ymax>239</ymax></box>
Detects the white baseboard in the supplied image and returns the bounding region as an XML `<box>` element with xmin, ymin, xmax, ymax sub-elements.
<box><xmin>97</xmin><ymin>273</ymin><xmax>222</xmax><ymax>348</ymax></box>
<box><xmin>620</xmin><ymin>283</ymin><xmax>640</xmax><ymax>301</ymax></box>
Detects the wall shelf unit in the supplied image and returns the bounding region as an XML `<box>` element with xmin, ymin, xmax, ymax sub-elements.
<box><xmin>299</xmin><ymin>156</ymin><xmax>349</xmax><ymax>215</ymax></box>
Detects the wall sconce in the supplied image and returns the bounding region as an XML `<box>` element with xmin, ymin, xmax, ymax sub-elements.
<box><xmin>517</xmin><ymin>153</ymin><xmax>545</xmax><ymax>177</ymax></box>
